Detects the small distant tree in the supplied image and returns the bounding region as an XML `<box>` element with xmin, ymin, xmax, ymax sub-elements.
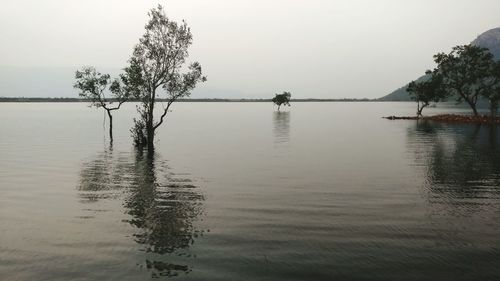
<box><xmin>433</xmin><ymin>45</ymin><xmax>494</xmax><ymax>116</ymax></box>
<box><xmin>407</xmin><ymin>71</ymin><xmax>448</xmax><ymax>117</ymax></box>
<box><xmin>74</xmin><ymin>66</ymin><xmax>128</xmax><ymax>141</ymax></box>
<box><xmin>272</xmin><ymin>91</ymin><xmax>291</xmax><ymax>111</ymax></box>
<box><xmin>120</xmin><ymin>5</ymin><xmax>206</xmax><ymax>149</ymax></box>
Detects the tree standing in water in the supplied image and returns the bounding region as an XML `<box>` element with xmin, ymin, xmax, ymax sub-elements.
<box><xmin>272</xmin><ymin>91</ymin><xmax>291</xmax><ymax>111</ymax></box>
<box><xmin>120</xmin><ymin>5</ymin><xmax>206</xmax><ymax>149</ymax></box>
<box><xmin>74</xmin><ymin>66</ymin><xmax>128</xmax><ymax>142</ymax></box>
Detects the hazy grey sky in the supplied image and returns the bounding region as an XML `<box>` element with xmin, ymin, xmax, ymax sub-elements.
<box><xmin>1</xmin><ymin>0</ymin><xmax>500</xmax><ymax>98</ymax></box>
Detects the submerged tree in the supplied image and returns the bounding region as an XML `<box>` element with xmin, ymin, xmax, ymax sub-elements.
<box><xmin>120</xmin><ymin>5</ymin><xmax>206</xmax><ymax>149</ymax></box>
<box><xmin>407</xmin><ymin>71</ymin><xmax>447</xmax><ymax>117</ymax></box>
<box><xmin>74</xmin><ymin>66</ymin><xmax>127</xmax><ymax>141</ymax></box>
<box><xmin>272</xmin><ymin>91</ymin><xmax>291</xmax><ymax>111</ymax></box>
<box><xmin>433</xmin><ymin>45</ymin><xmax>494</xmax><ymax>116</ymax></box>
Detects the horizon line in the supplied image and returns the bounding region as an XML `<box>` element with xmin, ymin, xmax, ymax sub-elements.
<box><xmin>0</xmin><ymin>97</ymin><xmax>380</xmax><ymax>103</ymax></box>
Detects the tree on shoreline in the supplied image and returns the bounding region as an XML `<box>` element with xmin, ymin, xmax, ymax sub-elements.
<box><xmin>74</xmin><ymin>66</ymin><xmax>128</xmax><ymax>142</ymax></box>
<box><xmin>120</xmin><ymin>5</ymin><xmax>206</xmax><ymax>150</ymax></box>
<box><xmin>272</xmin><ymin>91</ymin><xmax>291</xmax><ymax>111</ymax></box>
<box><xmin>433</xmin><ymin>45</ymin><xmax>494</xmax><ymax>116</ymax></box>
<box><xmin>480</xmin><ymin>61</ymin><xmax>500</xmax><ymax>120</ymax></box>
<box><xmin>407</xmin><ymin>71</ymin><xmax>447</xmax><ymax>117</ymax></box>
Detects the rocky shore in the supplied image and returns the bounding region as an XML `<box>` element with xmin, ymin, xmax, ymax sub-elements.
<box><xmin>384</xmin><ymin>114</ymin><xmax>500</xmax><ymax>124</ymax></box>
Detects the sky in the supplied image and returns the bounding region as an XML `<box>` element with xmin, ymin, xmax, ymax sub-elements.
<box><xmin>1</xmin><ymin>0</ymin><xmax>500</xmax><ymax>99</ymax></box>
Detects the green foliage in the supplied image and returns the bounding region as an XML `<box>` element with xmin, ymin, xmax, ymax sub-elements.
<box><xmin>74</xmin><ymin>66</ymin><xmax>128</xmax><ymax>140</ymax></box>
<box><xmin>432</xmin><ymin>44</ymin><xmax>495</xmax><ymax>116</ymax></box>
<box><xmin>272</xmin><ymin>91</ymin><xmax>291</xmax><ymax>110</ymax></box>
<box><xmin>404</xmin><ymin>44</ymin><xmax>500</xmax><ymax>119</ymax></box>
<box><xmin>479</xmin><ymin>60</ymin><xmax>500</xmax><ymax>118</ymax></box>
<box><xmin>131</xmin><ymin>118</ymin><xmax>147</xmax><ymax>146</ymax></box>
<box><xmin>120</xmin><ymin>5</ymin><xmax>206</xmax><ymax>148</ymax></box>
<box><xmin>74</xmin><ymin>66</ymin><xmax>127</xmax><ymax>109</ymax></box>
<box><xmin>407</xmin><ymin>71</ymin><xmax>447</xmax><ymax>116</ymax></box>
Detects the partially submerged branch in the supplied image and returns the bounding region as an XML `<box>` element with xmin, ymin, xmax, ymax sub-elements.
<box><xmin>74</xmin><ymin>66</ymin><xmax>129</xmax><ymax>141</ymax></box>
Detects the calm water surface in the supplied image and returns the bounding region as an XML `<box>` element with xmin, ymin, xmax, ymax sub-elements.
<box><xmin>1</xmin><ymin>102</ymin><xmax>500</xmax><ymax>280</ymax></box>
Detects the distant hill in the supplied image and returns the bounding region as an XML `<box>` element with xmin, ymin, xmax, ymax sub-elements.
<box><xmin>380</xmin><ymin>27</ymin><xmax>500</xmax><ymax>101</ymax></box>
<box><xmin>379</xmin><ymin>74</ymin><xmax>429</xmax><ymax>101</ymax></box>
<box><xmin>472</xmin><ymin>27</ymin><xmax>500</xmax><ymax>58</ymax></box>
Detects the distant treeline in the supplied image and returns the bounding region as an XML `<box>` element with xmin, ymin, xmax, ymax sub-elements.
<box><xmin>0</xmin><ymin>97</ymin><xmax>376</xmax><ymax>103</ymax></box>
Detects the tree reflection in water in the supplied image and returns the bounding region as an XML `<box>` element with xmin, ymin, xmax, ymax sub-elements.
<box><xmin>124</xmin><ymin>150</ymin><xmax>205</xmax><ymax>277</ymax></box>
<box><xmin>79</xmin><ymin>145</ymin><xmax>128</xmax><ymax>204</ymax></box>
<box><xmin>79</xmin><ymin>147</ymin><xmax>205</xmax><ymax>278</ymax></box>
<box><xmin>406</xmin><ymin>121</ymin><xmax>500</xmax><ymax>248</ymax></box>
<box><xmin>407</xmin><ymin>120</ymin><xmax>500</xmax><ymax>208</ymax></box>
<box><xmin>273</xmin><ymin>111</ymin><xmax>290</xmax><ymax>145</ymax></box>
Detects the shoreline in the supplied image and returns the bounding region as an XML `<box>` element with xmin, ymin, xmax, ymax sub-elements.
<box><xmin>0</xmin><ymin>97</ymin><xmax>376</xmax><ymax>103</ymax></box>
<box><xmin>384</xmin><ymin>114</ymin><xmax>500</xmax><ymax>124</ymax></box>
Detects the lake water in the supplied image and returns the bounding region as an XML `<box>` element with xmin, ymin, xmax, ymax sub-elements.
<box><xmin>1</xmin><ymin>102</ymin><xmax>500</xmax><ymax>280</ymax></box>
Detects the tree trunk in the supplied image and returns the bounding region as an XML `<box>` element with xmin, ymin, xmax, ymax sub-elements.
<box><xmin>146</xmin><ymin>93</ymin><xmax>155</xmax><ymax>150</ymax></box>
<box><xmin>416</xmin><ymin>101</ymin><xmax>427</xmax><ymax>118</ymax></box>
<box><xmin>107</xmin><ymin>110</ymin><xmax>113</xmax><ymax>142</ymax></box>
<box><xmin>417</xmin><ymin>107</ymin><xmax>423</xmax><ymax>117</ymax></box>
<box><xmin>459</xmin><ymin>90</ymin><xmax>479</xmax><ymax>117</ymax></box>
<box><xmin>147</xmin><ymin>129</ymin><xmax>155</xmax><ymax>151</ymax></box>
<box><xmin>465</xmin><ymin>98</ymin><xmax>479</xmax><ymax>116</ymax></box>
<box><xmin>146</xmin><ymin>115</ymin><xmax>155</xmax><ymax>150</ymax></box>
<box><xmin>472</xmin><ymin>106</ymin><xmax>479</xmax><ymax>117</ymax></box>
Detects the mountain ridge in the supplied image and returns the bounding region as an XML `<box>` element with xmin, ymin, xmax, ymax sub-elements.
<box><xmin>380</xmin><ymin>27</ymin><xmax>500</xmax><ymax>101</ymax></box>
